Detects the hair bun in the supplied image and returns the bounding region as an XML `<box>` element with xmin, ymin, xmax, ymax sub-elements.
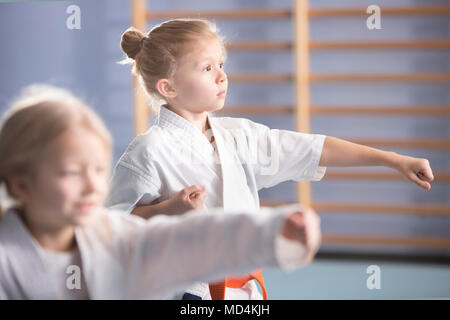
<box><xmin>121</xmin><ymin>27</ymin><xmax>146</xmax><ymax>60</ymax></box>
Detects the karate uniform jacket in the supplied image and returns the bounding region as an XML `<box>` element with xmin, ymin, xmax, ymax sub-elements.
<box><xmin>106</xmin><ymin>106</ymin><xmax>327</xmax><ymax>298</ymax></box>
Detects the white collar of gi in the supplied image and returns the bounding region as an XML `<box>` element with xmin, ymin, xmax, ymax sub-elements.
<box><xmin>158</xmin><ymin>105</ymin><xmax>218</xmax><ymax>155</ymax></box>
<box><xmin>158</xmin><ymin>105</ymin><xmax>214</xmax><ymax>135</ymax></box>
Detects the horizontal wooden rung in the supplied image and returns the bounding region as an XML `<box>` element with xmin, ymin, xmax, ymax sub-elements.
<box><xmin>348</xmin><ymin>138</ymin><xmax>450</xmax><ymax>149</ymax></box>
<box><xmin>323</xmin><ymin>170</ymin><xmax>450</xmax><ymax>182</ymax></box>
<box><xmin>312</xmin><ymin>202</ymin><xmax>450</xmax><ymax>216</ymax></box>
<box><xmin>146</xmin><ymin>6</ymin><xmax>450</xmax><ymax>20</ymax></box>
<box><xmin>260</xmin><ymin>201</ymin><xmax>450</xmax><ymax>216</ymax></box>
<box><xmin>310</xmin><ymin>40</ymin><xmax>450</xmax><ymax>50</ymax></box>
<box><xmin>228</xmin><ymin>73</ymin><xmax>293</xmax><ymax>82</ymax></box>
<box><xmin>309</xmin><ymin>6</ymin><xmax>450</xmax><ymax>17</ymax></box>
<box><xmin>226</xmin><ymin>41</ymin><xmax>292</xmax><ymax>51</ymax></box>
<box><xmin>227</xmin><ymin>73</ymin><xmax>450</xmax><ymax>83</ymax></box>
<box><xmin>147</xmin><ymin>8</ymin><xmax>291</xmax><ymax>20</ymax></box>
<box><xmin>225</xmin><ymin>40</ymin><xmax>450</xmax><ymax>51</ymax></box>
<box><xmin>312</xmin><ymin>106</ymin><xmax>450</xmax><ymax>115</ymax></box>
<box><xmin>219</xmin><ymin>105</ymin><xmax>450</xmax><ymax>116</ymax></box>
<box><xmin>310</xmin><ymin>73</ymin><xmax>450</xmax><ymax>83</ymax></box>
<box><xmin>322</xmin><ymin>234</ymin><xmax>450</xmax><ymax>248</ymax></box>
<box><xmin>219</xmin><ymin>105</ymin><xmax>292</xmax><ymax>114</ymax></box>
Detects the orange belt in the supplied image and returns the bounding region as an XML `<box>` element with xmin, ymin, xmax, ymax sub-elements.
<box><xmin>208</xmin><ymin>269</ymin><xmax>267</xmax><ymax>300</ymax></box>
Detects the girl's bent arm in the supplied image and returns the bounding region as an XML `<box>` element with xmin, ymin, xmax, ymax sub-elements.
<box><xmin>131</xmin><ymin>200</ymin><xmax>174</xmax><ymax>219</ymax></box>
<box><xmin>131</xmin><ymin>185</ymin><xmax>207</xmax><ymax>219</ymax></box>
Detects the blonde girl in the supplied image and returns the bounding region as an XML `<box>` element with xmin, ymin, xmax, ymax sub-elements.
<box><xmin>0</xmin><ymin>84</ymin><xmax>321</xmax><ymax>299</ymax></box>
<box><xmin>107</xmin><ymin>19</ymin><xmax>434</xmax><ymax>300</ymax></box>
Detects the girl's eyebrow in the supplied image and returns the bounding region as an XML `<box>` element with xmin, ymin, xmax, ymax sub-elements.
<box><xmin>195</xmin><ymin>56</ymin><xmax>224</xmax><ymax>67</ymax></box>
<box><xmin>196</xmin><ymin>52</ymin><xmax>225</xmax><ymax>63</ymax></box>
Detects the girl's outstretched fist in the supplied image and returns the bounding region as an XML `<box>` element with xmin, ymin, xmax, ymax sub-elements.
<box><xmin>167</xmin><ymin>185</ymin><xmax>207</xmax><ymax>215</ymax></box>
<box><xmin>392</xmin><ymin>154</ymin><xmax>434</xmax><ymax>190</ymax></box>
<box><xmin>281</xmin><ymin>207</ymin><xmax>321</xmax><ymax>265</ymax></box>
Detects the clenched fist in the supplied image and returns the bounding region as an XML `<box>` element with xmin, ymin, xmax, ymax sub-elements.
<box><xmin>167</xmin><ymin>185</ymin><xmax>207</xmax><ymax>215</ymax></box>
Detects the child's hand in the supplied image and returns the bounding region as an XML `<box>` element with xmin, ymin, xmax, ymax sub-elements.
<box><xmin>281</xmin><ymin>207</ymin><xmax>321</xmax><ymax>263</ymax></box>
<box><xmin>167</xmin><ymin>185</ymin><xmax>207</xmax><ymax>215</ymax></box>
<box><xmin>393</xmin><ymin>154</ymin><xmax>434</xmax><ymax>190</ymax></box>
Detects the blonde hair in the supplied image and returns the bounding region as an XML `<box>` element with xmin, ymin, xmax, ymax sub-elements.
<box><xmin>120</xmin><ymin>19</ymin><xmax>225</xmax><ymax>113</ymax></box>
<box><xmin>0</xmin><ymin>84</ymin><xmax>112</xmax><ymax>216</ymax></box>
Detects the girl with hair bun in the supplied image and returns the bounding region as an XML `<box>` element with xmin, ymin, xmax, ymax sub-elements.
<box><xmin>107</xmin><ymin>19</ymin><xmax>434</xmax><ymax>300</ymax></box>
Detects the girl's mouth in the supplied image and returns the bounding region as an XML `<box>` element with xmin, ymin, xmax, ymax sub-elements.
<box><xmin>75</xmin><ymin>202</ymin><xmax>97</xmax><ymax>213</ymax></box>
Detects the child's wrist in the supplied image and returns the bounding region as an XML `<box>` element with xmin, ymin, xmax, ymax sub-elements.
<box><xmin>163</xmin><ymin>197</ymin><xmax>180</xmax><ymax>215</ymax></box>
<box><xmin>165</xmin><ymin>196</ymin><xmax>190</xmax><ymax>215</ymax></box>
<box><xmin>385</xmin><ymin>151</ymin><xmax>402</xmax><ymax>169</ymax></box>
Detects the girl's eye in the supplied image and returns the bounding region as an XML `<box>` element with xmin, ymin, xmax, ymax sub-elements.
<box><xmin>61</xmin><ymin>170</ymin><xmax>81</xmax><ymax>176</ymax></box>
<box><xmin>219</xmin><ymin>63</ymin><xmax>224</xmax><ymax>69</ymax></box>
<box><xmin>204</xmin><ymin>65</ymin><xmax>212</xmax><ymax>72</ymax></box>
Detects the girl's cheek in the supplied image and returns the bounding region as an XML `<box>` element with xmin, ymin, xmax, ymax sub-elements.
<box><xmin>94</xmin><ymin>170</ymin><xmax>108</xmax><ymax>189</ymax></box>
<box><xmin>96</xmin><ymin>179</ymin><xmax>109</xmax><ymax>198</ymax></box>
<box><xmin>56</xmin><ymin>178</ymin><xmax>82</xmax><ymax>198</ymax></box>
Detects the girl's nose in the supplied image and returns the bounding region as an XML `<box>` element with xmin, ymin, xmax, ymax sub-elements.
<box><xmin>217</xmin><ymin>69</ymin><xmax>227</xmax><ymax>84</ymax></box>
<box><xmin>83</xmin><ymin>170</ymin><xmax>97</xmax><ymax>195</ymax></box>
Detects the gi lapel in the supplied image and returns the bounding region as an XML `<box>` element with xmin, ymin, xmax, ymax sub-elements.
<box><xmin>158</xmin><ymin>106</ymin><xmax>221</xmax><ymax>180</ymax></box>
<box><xmin>209</xmin><ymin>119</ymin><xmax>257</xmax><ymax>212</ymax></box>
<box><xmin>0</xmin><ymin>211</ymin><xmax>58</xmax><ymax>299</ymax></box>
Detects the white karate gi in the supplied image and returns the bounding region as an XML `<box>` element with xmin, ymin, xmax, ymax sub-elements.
<box><xmin>0</xmin><ymin>205</ymin><xmax>308</xmax><ymax>300</ymax></box>
<box><xmin>106</xmin><ymin>106</ymin><xmax>327</xmax><ymax>299</ymax></box>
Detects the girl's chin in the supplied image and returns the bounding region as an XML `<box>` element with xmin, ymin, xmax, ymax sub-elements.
<box><xmin>209</xmin><ymin>104</ymin><xmax>225</xmax><ymax>113</ymax></box>
<box><xmin>71</xmin><ymin>207</ymin><xmax>99</xmax><ymax>225</ymax></box>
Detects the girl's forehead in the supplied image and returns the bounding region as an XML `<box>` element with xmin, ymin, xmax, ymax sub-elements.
<box><xmin>44</xmin><ymin>127</ymin><xmax>110</xmax><ymax>161</ymax></box>
<box><xmin>180</xmin><ymin>37</ymin><xmax>225</xmax><ymax>62</ymax></box>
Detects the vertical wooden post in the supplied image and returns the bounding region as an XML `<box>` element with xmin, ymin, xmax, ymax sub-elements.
<box><xmin>132</xmin><ymin>0</ymin><xmax>149</xmax><ymax>135</ymax></box>
<box><xmin>294</xmin><ymin>0</ymin><xmax>312</xmax><ymax>207</ymax></box>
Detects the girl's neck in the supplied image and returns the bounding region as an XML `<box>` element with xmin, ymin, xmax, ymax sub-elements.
<box><xmin>18</xmin><ymin>209</ymin><xmax>76</xmax><ymax>252</ymax></box>
<box><xmin>165</xmin><ymin>105</ymin><xmax>210</xmax><ymax>133</ymax></box>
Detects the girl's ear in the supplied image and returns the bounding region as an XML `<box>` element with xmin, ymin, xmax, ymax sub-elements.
<box><xmin>156</xmin><ymin>79</ymin><xmax>177</xmax><ymax>99</ymax></box>
<box><xmin>8</xmin><ymin>174</ymin><xmax>32</xmax><ymax>203</ymax></box>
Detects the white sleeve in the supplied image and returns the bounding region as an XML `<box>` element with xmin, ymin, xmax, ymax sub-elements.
<box><xmin>0</xmin><ymin>248</ymin><xmax>8</xmax><ymax>300</ymax></box>
<box><xmin>118</xmin><ymin>205</ymin><xmax>304</xmax><ymax>299</ymax></box>
<box><xmin>105</xmin><ymin>161</ymin><xmax>162</xmax><ymax>214</ymax></box>
<box><xmin>275</xmin><ymin>235</ymin><xmax>315</xmax><ymax>271</ymax></box>
<box><xmin>247</xmin><ymin>120</ymin><xmax>327</xmax><ymax>190</ymax></box>
<box><xmin>0</xmin><ymin>283</ymin><xmax>6</xmax><ymax>300</ymax></box>
<box><xmin>0</xmin><ymin>259</ymin><xmax>8</xmax><ymax>300</ymax></box>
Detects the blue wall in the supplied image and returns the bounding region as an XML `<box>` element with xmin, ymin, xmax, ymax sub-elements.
<box><xmin>0</xmin><ymin>0</ymin><xmax>134</xmax><ymax>162</ymax></box>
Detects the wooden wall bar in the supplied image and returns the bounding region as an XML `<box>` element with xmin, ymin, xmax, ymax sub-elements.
<box><xmin>294</xmin><ymin>0</ymin><xmax>312</xmax><ymax>207</ymax></box>
<box><xmin>219</xmin><ymin>105</ymin><xmax>450</xmax><ymax>116</ymax></box>
<box><xmin>132</xmin><ymin>0</ymin><xmax>148</xmax><ymax>135</ymax></box>
<box><xmin>226</xmin><ymin>40</ymin><xmax>450</xmax><ymax>51</ymax></box>
<box><xmin>146</xmin><ymin>6</ymin><xmax>450</xmax><ymax>20</ymax></box>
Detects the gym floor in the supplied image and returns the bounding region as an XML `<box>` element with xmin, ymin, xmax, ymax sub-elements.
<box><xmin>263</xmin><ymin>254</ymin><xmax>450</xmax><ymax>299</ymax></box>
